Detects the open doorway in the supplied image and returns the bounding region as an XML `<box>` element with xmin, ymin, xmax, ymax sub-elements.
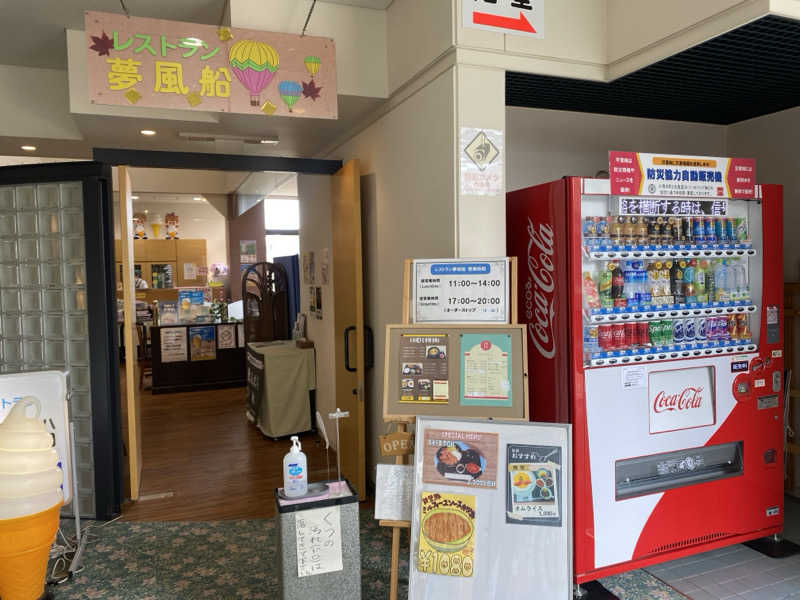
<box><xmin>109</xmin><ymin>155</ymin><xmax>367</xmax><ymax>522</ymax></box>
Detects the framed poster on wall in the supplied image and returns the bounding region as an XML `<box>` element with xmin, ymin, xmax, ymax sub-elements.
<box><xmin>409</xmin><ymin>417</ymin><xmax>572</xmax><ymax>599</ymax></box>
<box><xmin>383</xmin><ymin>324</ymin><xmax>528</xmax><ymax>422</ymax></box>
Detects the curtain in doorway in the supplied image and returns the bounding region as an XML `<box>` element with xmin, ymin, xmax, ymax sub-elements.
<box><xmin>274</xmin><ymin>254</ymin><xmax>299</xmax><ymax>330</ymax></box>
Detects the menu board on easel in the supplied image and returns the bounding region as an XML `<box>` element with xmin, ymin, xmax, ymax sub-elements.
<box><xmin>383</xmin><ymin>324</ymin><xmax>528</xmax><ymax>422</ymax></box>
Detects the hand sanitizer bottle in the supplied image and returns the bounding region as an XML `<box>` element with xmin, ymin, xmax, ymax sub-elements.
<box><xmin>283</xmin><ymin>436</ymin><xmax>308</xmax><ymax>498</ymax></box>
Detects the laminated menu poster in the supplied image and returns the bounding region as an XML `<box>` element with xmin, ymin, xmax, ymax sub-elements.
<box><xmin>159</xmin><ymin>301</ymin><xmax>178</xmax><ymax>325</ymax></box>
<box><xmin>417</xmin><ymin>492</ymin><xmax>475</xmax><ymax>578</ymax></box>
<box><xmin>505</xmin><ymin>444</ymin><xmax>562</xmax><ymax>527</ymax></box>
<box><xmin>422</xmin><ymin>429</ymin><xmax>498</xmax><ymax>489</ymax></box>
<box><xmin>399</xmin><ymin>334</ymin><xmax>449</xmax><ymax>405</ymax></box>
<box><xmin>188</xmin><ymin>326</ymin><xmax>216</xmax><ymax>361</ymax></box>
<box><xmin>460</xmin><ymin>333</ymin><xmax>512</xmax><ymax>407</ymax></box>
<box><xmin>160</xmin><ymin>327</ymin><xmax>187</xmax><ymax>363</ymax></box>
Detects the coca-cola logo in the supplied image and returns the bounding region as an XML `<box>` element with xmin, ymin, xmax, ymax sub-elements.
<box><xmin>652</xmin><ymin>387</ymin><xmax>704</xmax><ymax>413</ymax></box>
<box><xmin>525</xmin><ymin>218</ymin><xmax>556</xmax><ymax>359</ymax></box>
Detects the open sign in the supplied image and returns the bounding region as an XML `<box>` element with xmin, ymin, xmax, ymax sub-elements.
<box><xmin>379</xmin><ymin>432</ymin><xmax>414</xmax><ymax>457</ymax></box>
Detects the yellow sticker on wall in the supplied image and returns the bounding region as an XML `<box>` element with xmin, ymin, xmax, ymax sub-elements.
<box><xmin>417</xmin><ymin>491</ymin><xmax>475</xmax><ymax>578</ymax></box>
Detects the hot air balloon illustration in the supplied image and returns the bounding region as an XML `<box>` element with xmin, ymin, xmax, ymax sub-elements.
<box><xmin>304</xmin><ymin>56</ymin><xmax>321</xmax><ymax>80</ymax></box>
<box><xmin>278</xmin><ymin>81</ymin><xmax>302</xmax><ymax>112</ymax></box>
<box><xmin>228</xmin><ymin>40</ymin><xmax>279</xmax><ymax>106</ymax></box>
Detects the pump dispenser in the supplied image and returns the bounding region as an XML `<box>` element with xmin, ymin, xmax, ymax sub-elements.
<box><xmin>283</xmin><ymin>435</ymin><xmax>308</xmax><ymax>498</ymax></box>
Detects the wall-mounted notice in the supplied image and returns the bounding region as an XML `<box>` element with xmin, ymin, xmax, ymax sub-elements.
<box><xmin>506</xmin><ymin>444</ymin><xmax>562</xmax><ymax>526</ymax></box>
<box><xmin>399</xmin><ymin>333</ymin><xmax>449</xmax><ymax>405</ymax></box>
<box><xmin>422</xmin><ymin>429</ymin><xmax>498</xmax><ymax>489</ymax></box>
<box><xmin>417</xmin><ymin>491</ymin><xmax>476</xmax><ymax>578</ymax></box>
<box><xmin>460</xmin><ymin>333</ymin><xmax>512</xmax><ymax>407</ymax></box>
<box><xmin>413</xmin><ymin>258</ymin><xmax>509</xmax><ymax>323</ymax></box>
<box><xmin>609</xmin><ymin>151</ymin><xmax>755</xmax><ymax>199</ymax></box>
<box><xmin>462</xmin><ymin>0</ymin><xmax>543</xmax><ymax>38</ymax></box>
<box><xmin>85</xmin><ymin>11</ymin><xmax>337</xmax><ymax>119</ymax></box>
<box><xmin>189</xmin><ymin>325</ymin><xmax>216</xmax><ymax>361</ymax></box>
<box><xmin>217</xmin><ymin>323</ymin><xmax>236</xmax><ymax>349</ymax></box>
<box><xmin>375</xmin><ymin>464</ymin><xmax>414</xmax><ymax>522</ymax></box>
<box><xmin>240</xmin><ymin>240</ymin><xmax>257</xmax><ymax>265</ymax></box>
<box><xmin>160</xmin><ymin>327</ymin><xmax>187</xmax><ymax>362</ymax></box>
<box><xmin>183</xmin><ymin>262</ymin><xmax>197</xmax><ymax>280</ymax></box>
<box><xmin>460</xmin><ymin>128</ymin><xmax>504</xmax><ymax>196</ymax></box>
<box><xmin>295</xmin><ymin>506</ymin><xmax>343</xmax><ymax>577</ymax></box>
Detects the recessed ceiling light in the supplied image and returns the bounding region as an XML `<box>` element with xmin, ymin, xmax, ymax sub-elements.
<box><xmin>259</xmin><ymin>138</ymin><xmax>279</xmax><ymax>145</ymax></box>
<box><xmin>131</xmin><ymin>195</ymin><xmax>139</xmax><ymax>200</ymax></box>
<box><xmin>140</xmin><ymin>129</ymin><xmax>156</xmax><ymax>136</ymax></box>
<box><xmin>144</xmin><ymin>209</ymin><xmax>149</xmax><ymax>214</ymax></box>
<box><xmin>193</xmin><ymin>196</ymin><xmax>204</xmax><ymax>201</ymax></box>
<box><xmin>20</xmin><ymin>145</ymin><xmax>36</xmax><ymax>152</ymax></box>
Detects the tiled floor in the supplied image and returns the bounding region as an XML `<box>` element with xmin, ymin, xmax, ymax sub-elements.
<box><xmin>644</xmin><ymin>495</ymin><xmax>800</xmax><ymax>600</ymax></box>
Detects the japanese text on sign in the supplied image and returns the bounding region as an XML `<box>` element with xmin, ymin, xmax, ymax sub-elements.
<box><xmin>85</xmin><ymin>11</ymin><xmax>337</xmax><ymax>119</ymax></box>
<box><xmin>614</xmin><ymin>197</ymin><xmax>728</xmax><ymax>217</ymax></box>
<box><xmin>609</xmin><ymin>152</ymin><xmax>756</xmax><ymax>199</ymax></box>
<box><xmin>414</xmin><ymin>259</ymin><xmax>509</xmax><ymax>323</ymax></box>
<box><xmin>295</xmin><ymin>506</ymin><xmax>343</xmax><ymax>577</ymax></box>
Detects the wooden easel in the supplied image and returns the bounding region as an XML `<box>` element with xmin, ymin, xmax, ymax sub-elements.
<box><xmin>379</xmin><ymin>258</ymin><xmax>518</xmax><ymax>600</ymax></box>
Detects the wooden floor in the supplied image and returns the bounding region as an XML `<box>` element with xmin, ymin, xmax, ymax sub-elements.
<box><xmin>122</xmin><ymin>383</ymin><xmax>336</xmax><ymax>522</ymax></box>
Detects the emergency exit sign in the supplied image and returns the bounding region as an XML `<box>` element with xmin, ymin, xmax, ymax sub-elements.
<box><xmin>463</xmin><ymin>0</ymin><xmax>544</xmax><ymax>38</ymax></box>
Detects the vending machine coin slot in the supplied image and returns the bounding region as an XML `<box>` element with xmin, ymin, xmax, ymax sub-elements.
<box><xmin>766</xmin><ymin>306</ymin><xmax>779</xmax><ymax>344</ymax></box>
<box><xmin>771</xmin><ymin>371</ymin><xmax>781</xmax><ymax>393</ymax></box>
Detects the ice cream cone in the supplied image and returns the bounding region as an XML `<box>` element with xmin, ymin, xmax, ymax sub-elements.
<box><xmin>0</xmin><ymin>502</ymin><xmax>61</xmax><ymax>600</ymax></box>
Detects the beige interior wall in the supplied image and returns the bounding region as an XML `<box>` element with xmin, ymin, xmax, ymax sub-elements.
<box><xmin>326</xmin><ymin>68</ymin><xmax>457</xmax><ymax>480</ymax></box>
<box><xmin>297</xmin><ymin>174</ymin><xmax>338</xmax><ymax>449</ymax></box>
<box><xmin>387</xmin><ymin>0</ymin><xmax>454</xmax><ymax>93</ymax></box>
<box><xmin>506</xmin><ymin>106</ymin><xmax>727</xmax><ymax>191</ymax></box>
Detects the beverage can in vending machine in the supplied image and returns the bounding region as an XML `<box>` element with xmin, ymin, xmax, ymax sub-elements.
<box><xmin>662</xmin><ymin>218</ymin><xmax>674</xmax><ymax>245</ymax></box>
<box><xmin>718</xmin><ymin>316</ymin><xmax>731</xmax><ymax>341</ymax></box>
<box><xmin>625</xmin><ymin>322</ymin><xmax>637</xmax><ymax>348</ymax></box>
<box><xmin>706</xmin><ymin>316</ymin><xmax>718</xmax><ymax>340</ymax></box>
<box><xmin>704</xmin><ymin>217</ymin><xmax>716</xmax><ymax>243</ymax></box>
<box><xmin>692</xmin><ymin>217</ymin><xmax>704</xmax><ymax>243</ymax></box>
<box><xmin>724</xmin><ymin>218</ymin><xmax>734</xmax><ymax>242</ymax></box>
<box><xmin>672</xmin><ymin>318</ymin><xmax>684</xmax><ymax>344</ymax></box>
<box><xmin>734</xmin><ymin>217</ymin><xmax>748</xmax><ymax>242</ymax></box>
<box><xmin>637</xmin><ymin>321</ymin><xmax>650</xmax><ymax>346</ymax></box>
<box><xmin>684</xmin><ymin>317</ymin><xmax>696</xmax><ymax>342</ymax></box>
<box><xmin>714</xmin><ymin>217</ymin><xmax>727</xmax><ymax>242</ymax></box>
<box><xmin>696</xmin><ymin>317</ymin><xmax>707</xmax><ymax>341</ymax></box>
<box><xmin>681</xmin><ymin>217</ymin><xmax>693</xmax><ymax>244</ymax></box>
<box><xmin>598</xmin><ymin>324</ymin><xmax>613</xmax><ymax>350</ymax></box>
<box><xmin>659</xmin><ymin>319</ymin><xmax>673</xmax><ymax>346</ymax></box>
<box><xmin>736</xmin><ymin>313</ymin><xmax>750</xmax><ymax>339</ymax></box>
<box><xmin>648</xmin><ymin>320</ymin><xmax>661</xmax><ymax>347</ymax></box>
<box><xmin>583</xmin><ymin>217</ymin><xmax>597</xmax><ymax>243</ymax></box>
<box><xmin>622</xmin><ymin>216</ymin><xmax>634</xmax><ymax>245</ymax></box>
<box><xmin>727</xmin><ymin>315</ymin><xmax>738</xmax><ymax>340</ymax></box>
<box><xmin>647</xmin><ymin>217</ymin><xmax>658</xmax><ymax>245</ymax></box>
<box><xmin>584</xmin><ymin>325</ymin><xmax>600</xmax><ymax>354</ymax></box>
<box><xmin>612</xmin><ymin>323</ymin><xmax>626</xmax><ymax>350</ymax></box>
<box><xmin>597</xmin><ymin>216</ymin><xmax>610</xmax><ymax>245</ymax></box>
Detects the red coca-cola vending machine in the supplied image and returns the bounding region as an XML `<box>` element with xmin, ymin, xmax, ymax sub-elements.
<box><xmin>507</xmin><ymin>152</ymin><xmax>785</xmax><ymax>583</ymax></box>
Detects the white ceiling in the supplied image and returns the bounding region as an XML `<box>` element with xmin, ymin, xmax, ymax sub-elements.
<box><xmin>0</xmin><ymin>0</ymin><xmax>392</xmax><ymax>70</ymax></box>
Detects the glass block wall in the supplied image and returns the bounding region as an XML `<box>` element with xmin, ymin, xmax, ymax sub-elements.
<box><xmin>0</xmin><ymin>182</ymin><xmax>96</xmax><ymax>517</ymax></box>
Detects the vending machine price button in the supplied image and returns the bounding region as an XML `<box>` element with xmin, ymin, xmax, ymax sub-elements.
<box><xmin>754</xmin><ymin>378</ymin><xmax>766</xmax><ymax>388</ymax></box>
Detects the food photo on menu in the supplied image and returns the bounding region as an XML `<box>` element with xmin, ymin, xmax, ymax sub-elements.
<box><xmin>422</xmin><ymin>429</ymin><xmax>498</xmax><ymax>489</ymax></box>
<box><xmin>398</xmin><ymin>333</ymin><xmax>450</xmax><ymax>404</ymax></box>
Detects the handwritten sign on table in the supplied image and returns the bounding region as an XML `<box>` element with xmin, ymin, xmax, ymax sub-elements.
<box><xmin>295</xmin><ymin>506</ymin><xmax>343</xmax><ymax>577</ymax></box>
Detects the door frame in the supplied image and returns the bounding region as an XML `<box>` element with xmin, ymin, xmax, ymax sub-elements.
<box><xmin>0</xmin><ymin>161</ymin><xmax>121</xmax><ymax>520</ymax></box>
<box><xmin>98</xmin><ymin>148</ymin><xmax>342</xmax><ymax>510</ymax></box>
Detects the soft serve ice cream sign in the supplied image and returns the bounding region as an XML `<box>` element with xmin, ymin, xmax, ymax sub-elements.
<box><xmin>649</xmin><ymin>367</ymin><xmax>716</xmax><ymax>434</ymax></box>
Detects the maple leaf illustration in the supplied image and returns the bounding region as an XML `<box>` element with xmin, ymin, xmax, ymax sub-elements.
<box><xmin>302</xmin><ymin>80</ymin><xmax>322</xmax><ymax>101</ymax></box>
<box><xmin>90</xmin><ymin>31</ymin><xmax>114</xmax><ymax>56</ymax></box>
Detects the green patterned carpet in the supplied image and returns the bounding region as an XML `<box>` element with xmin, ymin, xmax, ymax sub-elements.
<box><xmin>48</xmin><ymin>511</ymin><xmax>682</xmax><ymax>599</ymax></box>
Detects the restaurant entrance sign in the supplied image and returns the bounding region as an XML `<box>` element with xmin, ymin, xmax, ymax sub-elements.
<box><xmin>85</xmin><ymin>11</ymin><xmax>337</xmax><ymax>119</ymax></box>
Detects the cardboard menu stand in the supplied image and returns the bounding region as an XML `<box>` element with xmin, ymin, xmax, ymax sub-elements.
<box><xmin>378</xmin><ymin>258</ymin><xmax>519</xmax><ymax>600</ymax></box>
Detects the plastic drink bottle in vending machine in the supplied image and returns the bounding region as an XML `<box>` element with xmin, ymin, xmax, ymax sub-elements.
<box><xmin>583</xmin><ymin>272</ymin><xmax>601</xmax><ymax>309</ymax></box>
<box><xmin>684</xmin><ymin>259</ymin><xmax>697</xmax><ymax>303</ymax></box>
<box><xmin>611</xmin><ymin>262</ymin><xmax>626</xmax><ymax>307</ymax></box>
<box><xmin>598</xmin><ymin>268</ymin><xmax>613</xmax><ymax>308</ymax></box>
